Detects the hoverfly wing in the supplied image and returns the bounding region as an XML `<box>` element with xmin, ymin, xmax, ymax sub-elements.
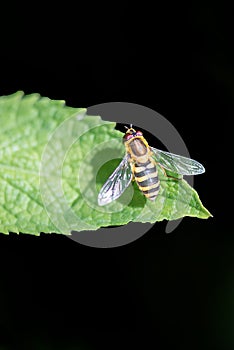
<box><xmin>98</xmin><ymin>155</ymin><xmax>133</xmax><ymax>206</ymax></box>
<box><xmin>151</xmin><ymin>147</ymin><xmax>205</xmax><ymax>175</ymax></box>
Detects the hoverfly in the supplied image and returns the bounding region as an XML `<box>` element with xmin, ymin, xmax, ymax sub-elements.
<box><xmin>98</xmin><ymin>125</ymin><xmax>205</xmax><ymax>206</ymax></box>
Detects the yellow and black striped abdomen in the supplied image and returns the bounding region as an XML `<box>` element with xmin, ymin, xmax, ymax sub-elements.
<box><xmin>134</xmin><ymin>158</ymin><xmax>160</xmax><ymax>201</ymax></box>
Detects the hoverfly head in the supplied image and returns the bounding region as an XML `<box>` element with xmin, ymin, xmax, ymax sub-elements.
<box><xmin>123</xmin><ymin>124</ymin><xmax>143</xmax><ymax>142</ymax></box>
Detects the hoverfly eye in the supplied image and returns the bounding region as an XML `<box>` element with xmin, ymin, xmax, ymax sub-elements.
<box><xmin>136</xmin><ymin>131</ymin><xmax>143</xmax><ymax>136</ymax></box>
<box><xmin>123</xmin><ymin>133</ymin><xmax>134</xmax><ymax>142</ymax></box>
<box><xmin>126</xmin><ymin>134</ymin><xmax>134</xmax><ymax>140</ymax></box>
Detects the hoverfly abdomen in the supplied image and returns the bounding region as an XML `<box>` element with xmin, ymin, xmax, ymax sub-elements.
<box><xmin>134</xmin><ymin>158</ymin><xmax>160</xmax><ymax>201</ymax></box>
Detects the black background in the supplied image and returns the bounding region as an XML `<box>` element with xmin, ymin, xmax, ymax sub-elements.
<box><xmin>0</xmin><ymin>3</ymin><xmax>232</xmax><ymax>350</ymax></box>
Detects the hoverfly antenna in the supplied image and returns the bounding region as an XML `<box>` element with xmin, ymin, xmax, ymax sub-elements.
<box><xmin>124</xmin><ymin>124</ymin><xmax>133</xmax><ymax>132</ymax></box>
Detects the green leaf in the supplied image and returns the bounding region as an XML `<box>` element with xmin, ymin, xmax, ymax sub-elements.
<box><xmin>0</xmin><ymin>91</ymin><xmax>211</xmax><ymax>235</ymax></box>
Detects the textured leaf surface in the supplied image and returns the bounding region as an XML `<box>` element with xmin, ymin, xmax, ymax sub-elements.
<box><xmin>0</xmin><ymin>92</ymin><xmax>211</xmax><ymax>235</ymax></box>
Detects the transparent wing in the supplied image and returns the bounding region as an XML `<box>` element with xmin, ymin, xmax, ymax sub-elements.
<box><xmin>98</xmin><ymin>155</ymin><xmax>133</xmax><ymax>206</ymax></box>
<box><xmin>151</xmin><ymin>147</ymin><xmax>205</xmax><ymax>175</ymax></box>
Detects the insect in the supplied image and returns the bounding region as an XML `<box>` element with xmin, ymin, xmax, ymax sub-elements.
<box><xmin>98</xmin><ymin>125</ymin><xmax>205</xmax><ymax>206</ymax></box>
